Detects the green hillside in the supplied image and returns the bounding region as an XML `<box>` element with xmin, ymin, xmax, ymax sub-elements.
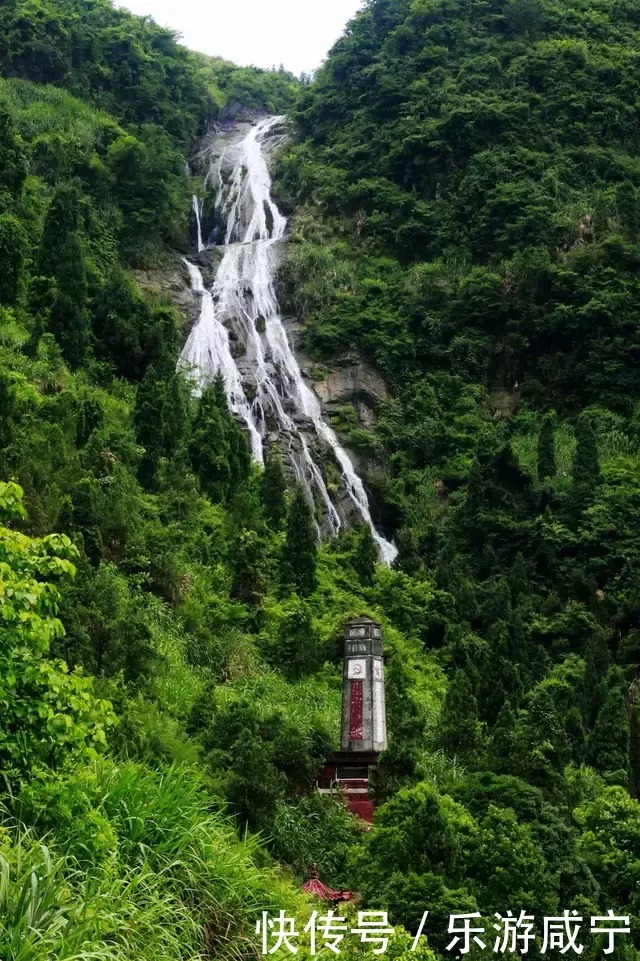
<box><xmin>277</xmin><ymin>0</ymin><xmax>640</xmax><ymax>948</ymax></box>
<box><xmin>0</xmin><ymin>0</ymin><xmax>639</xmax><ymax>956</ymax></box>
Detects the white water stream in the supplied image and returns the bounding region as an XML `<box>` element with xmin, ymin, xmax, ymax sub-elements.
<box><xmin>192</xmin><ymin>195</ymin><xmax>204</xmax><ymax>253</ymax></box>
<box><xmin>179</xmin><ymin>116</ymin><xmax>397</xmax><ymax>564</ymax></box>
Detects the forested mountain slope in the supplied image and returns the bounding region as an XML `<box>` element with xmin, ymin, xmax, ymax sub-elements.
<box><xmin>0</xmin><ymin>2</ymin><xmax>385</xmax><ymax>956</ymax></box>
<box><xmin>275</xmin><ymin>0</ymin><xmax>640</xmax><ymax>947</ymax></box>
<box><xmin>0</xmin><ymin>0</ymin><xmax>639</xmax><ymax>956</ymax></box>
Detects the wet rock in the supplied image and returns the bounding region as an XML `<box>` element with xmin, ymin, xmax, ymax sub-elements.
<box><xmin>313</xmin><ymin>354</ymin><xmax>389</xmax><ymax>411</ymax></box>
<box><xmin>193</xmin><ymin>247</ymin><xmax>223</xmax><ymax>288</ymax></box>
<box><xmin>292</xmin><ymin>331</ymin><xmax>389</xmax><ymax>431</ymax></box>
<box><xmin>231</xmin><ymin>340</ymin><xmax>246</xmax><ymax>360</ymax></box>
<box><xmin>134</xmin><ymin>253</ymin><xmax>201</xmax><ymax>333</ymax></box>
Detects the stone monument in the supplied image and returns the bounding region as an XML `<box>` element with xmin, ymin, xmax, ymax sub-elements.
<box><xmin>341</xmin><ymin>615</ymin><xmax>388</xmax><ymax>753</ymax></box>
<box><xmin>317</xmin><ymin>616</ymin><xmax>387</xmax><ymax>823</ymax></box>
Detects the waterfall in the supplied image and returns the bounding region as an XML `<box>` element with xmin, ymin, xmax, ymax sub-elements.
<box><xmin>179</xmin><ymin>116</ymin><xmax>397</xmax><ymax>564</ymax></box>
<box><xmin>192</xmin><ymin>195</ymin><xmax>204</xmax><ymax>253</ymax></box>
<box><xmin>180</xmin><ymin>258</ymin><xmax>264</xmax><ymax>462</ymax></box>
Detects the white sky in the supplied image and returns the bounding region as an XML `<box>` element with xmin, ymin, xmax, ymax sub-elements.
<box><xmin>117</xmin><ymin>0</ymin><xmax>365</xmax><ymax>77</ymax></box>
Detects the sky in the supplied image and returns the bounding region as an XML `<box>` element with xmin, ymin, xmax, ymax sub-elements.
<box><xmin>117</xmin><ymin>0</ymin><xmax>364</xmax><ymax>77</ymax></box>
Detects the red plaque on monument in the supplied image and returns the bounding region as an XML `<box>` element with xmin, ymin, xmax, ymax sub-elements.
<box><xmin>349</xmin><ymin>680</ymin><xmax>363</xmax><ymax>739</ymax></box>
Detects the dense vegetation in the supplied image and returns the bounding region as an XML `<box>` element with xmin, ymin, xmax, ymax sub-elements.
<box><xmin>1</xmin><ymin>0</ymin><xmax>639</xmax><ymax>956</ymax></box>
<box><xmin>0</xmin><ymin>1</ymin><xmax>378</xmax><ymax>956</ymax></box>
<box><xmin>275</xmin><ymin>0</ymin><xmax>640</xmax><ymax>951</ymax></box>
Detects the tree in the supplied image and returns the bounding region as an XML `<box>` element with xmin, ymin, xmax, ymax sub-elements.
<box><xmin>489</xmin><ymin>700</ymin><xmax>517</xmax><ymax>773</ymax></box>
<box><xmin>260</xmin><ymin>446</ymin><xmax>287</xmax><ymax>528</ymax></box>
<box><xmin>572</xmin><ymin>413</ymin><xmax>601</xmax><ymax>490</ymax></box>
<box><xmin>280</xmin><ymin>485</ymin><xmax>317</xmax><ymax>596</ymax></box>
<box><xmin>38</xmin><ymin>183</ymin><xmax>83</xmax><ymax>278</ymax></box>
<box><xmin>353</xmin><ymin>525</ymin><xmax>378</xmax><ymax>585</ymax></box>
<box><xmin>0</xmin><ymin>213</ymin><xmax>26</xmax><ymax>305</ymax></box>
<box><xmin>134</xmin><ymin>367</ymin><xmax>188</xmax><ymax>485</ymax></box>
<box><xmin>355</xmin><ymin>781</ymin><xmax>478</xmax><ymax>890</ymax></box>
<box><xmin>440</xmin><ymin>669</ymin><xmax>482</xmax><ymax>756</ymax></box>
<box><xmin>189</xmin><ymin>379</ymin><xmax>250</xmax><ymax>503</ymax></box>
<box><xmin>516</xmin><ymin>687</ymin><xmax>571</xmax><ymax>790</ymax></box>
<box><xmin>615</xmin><ymin>180</ymin><xmax>640</xmax><ymax>239</ymax></box>
<box><xmin>229</xmin><ymin>528</ymin><xmax>267</xmax><ymax>608</ymax></box>
<box><xmin>583</xmin><ymin>634</ymin><xmax>610</xmax><ymax>728</ymax></box>
<box><xmin>66</xmin><ymin>475</ymin><xmax>103</xmax><ymax>566</ymax></box>
<box><xmin>47</xmin><ymin>232</ymin><xmax>90</xmax><ymax>367</ymax></box>
<box><xmin>370</xmin><ymin>653</ymin><xmax>425</xmax><ymax>801</ymax></box>
<box><xmin>189</xmin><ymin>385</ymin><xmax>233</xmax><ymax>502</ymax></box>
<box><xmin>270</xmin><ymin>791</ymin><xmax>361</xmax><ymax>883</ymax></box>
<box><xmin>589</xmin><ymin>667</ymin><xmax>630</xmax><ymax>780</ymax></box>
<box><xmin>193</xmin><ymin>696</ymin><xmax>331</xmax><ymax>829</ymax></box>
<box><xmin>274</xmin><ymin>599</ymin><xmax>322</xmax><ymax>676</ymax></box>
<box><xmin>0</xmin><ymin>481</ymin><xmax>114</xmax><ymax>782</ymax></box>
<box><xmin>93</xmin><ymin>266</ymin><xmax>146</xmax><ymax>379</ymax></box>
<box><xmin>576</xmin><ymin>785</ymin><xmax>640</xmax><ymax>907</ymax></box>
<box><xmin>469</xmin><ymin>805</ymin><xmax>553</xmax><ymax>916</ymax></box>
<box><xmin>505</xmin><ymin>0</ymin><xmax>545</xmax><ymax>38</ymax></box>
<box><xmin>537</xmin><ymin>412</ymin><xmax>556</xmax><ymax>481</ymax></box>
<box><xmin>0</xmin><ymin>105</ymin><xmax>26</xmax><ymax>201</ymax></box>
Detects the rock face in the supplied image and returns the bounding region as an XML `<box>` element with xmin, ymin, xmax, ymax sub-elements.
<box><xmin>310</xmin><ymin>354</ymin><xmax>389</xmax><ymax>429</ymax></box>
<box><xmin>134</xmin><ymin>253</ymin><xmax>201</xmax><ymax>332</ymax></box>
<box><xmin>287</xmin><ymin>318</ymin><xmax>389</xmax><ymax>431</ymax></box>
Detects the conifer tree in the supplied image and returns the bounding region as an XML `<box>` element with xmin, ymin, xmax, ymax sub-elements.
<box><xmin>537</xmin><ymin>412</ymin><xmax>556</xmax><ymax>480</ymax></box>
<box><xmin>489</xmin><ymin>700</ymin><xmax>517</xmax><ymax>773</ymax></box>
<box><xmin>229</xmin><ymin>529</ymin><xmax>267</xmax><ymax>607</ymax></box>
<box><xmin>93</xmin><ymin>266</ymin><xmax>146</xmax><ymax>379</ymax></box>
<box><xmin>276</xmin><ymin>599</ymin><xmax>320</xmax><ymax>676</ymax></box>
<box><xmin>38</xmin><ymin>183</ymin><xmax>82</xmax><ymax>278</ymax></box>
<box><xmin>37</xmin><ymin>185</ymin><xmax>91</xmax><ymax>366</ymax></box>
<box><xmin>478</xmin><ymin>631</ymin><xmax>522</xmax><ymax>725</ymax></box>
<box><xmin>189</xmin><ymin>385</ymin><xmax>232</xmax><ymax>503</ymax></box>
<box><xmin>68</xmin><ymin>476</ymin><xmax>103</xmax><ymax>567</ymax></box>
<box><xmin>135</xmin><ymin>367</ymin><xmax>187</xmax><ymax>485</ymax></box>
<box><xmin>188</xmin><ymin>381</ymin><xmax>249</xmax><ymax>503</ymax></box>
<box><xmin>226</xmin><ymin>486</ymin><xmax>268</xmax><ymax>608</ymax></box>
<box><xmin>353</xmin><ymin>525</ymin><xmax>378</xmax><ymax>585</ymax></box>
<box><xmin>228</xmin><ymin>418</ymin><xmax>251</xmax><ymax>493</ymax></box>
<box><xmin>516</xmin><ymin>687</ymin><xmax>571</xmax><ymax>789</ymax></box>
<box><xmin>47</xmin><ymin>232</ymin><xmax>90</xmax><ymax>367</ymax></box>
<box><xmin>440</xmin><ymin>669</ymin><xmax>482</xmax><ymax>756</ymax></box>
<box><xmin>0</xmin><ymin>106</ymin><xmax>26</xmax><ymax>201</ymax></box>
<box><xmin>261</xmin><ymin>446</ymin><xmax>287</xmax><ymax>529</ymax></box>
<box><xmin>583</xmin><ymin>634</ymin><xmax>610</xmax><ymax>728</ymax></box>
<box><xmin>589</xmin><ymin>666</ymin><xmax>630</xmax><ymax>778</ymax></box>
<box><xmin>395</xmin><ymin>525</ymin><xmax>422</xmax><ymax>577</ymax></box>
<box><xmin>630</xmin><ymin>704</ymin><xmax>640</xmax><ymax>798</ymax></box>
<box><xmin>369</xmin><ymin>654</ymin><xmax>424</xmax><ymax>801</ymax></box>
<box><xmin>572</xmin><ymin>413</ymin><xmax>601</xmax><ymax>488</ymax></box>
<box><xmin>566</xmin><ymin>705</ymin><xmax>587</xmax><ymax>765</ymax></box>
<box><xmin>281</xmin><ymin>485</ymin><xmax>317</xmax><ymax>596</ymax></box>
<box><xmin>508</xmin><ymin>552</ymin><xmax>529</xmax><ymax>601</ymax></box>
<box><xmin>615</xmin><ymin>180</ymin><xmax>640</xmax><ymax>238</ymax></box>
<box><xmin>0</xmin><ymin>214</ymin><xmax>25</xmax><ymax>305</ymax></box>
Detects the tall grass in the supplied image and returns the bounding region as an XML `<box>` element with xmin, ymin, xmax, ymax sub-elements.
<box><xmin>218</xmin><ymin>671</ymin><xmax>342</xmax><ymax>743</ymax></box>
<box><xmin>9</xmin><ymin>761</ymin><xmax>308</xmax><ymax>960</ymax></box>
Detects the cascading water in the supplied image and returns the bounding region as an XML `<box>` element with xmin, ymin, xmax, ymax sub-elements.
<box><xmin>181</xmin><ymin>258</ymin><xmax>264</xmax><ymax>461</ymax></box>
<box><xmin>179</xmin><ymin>116</ymin><xmax>397</xmax><ymax>564</ymax></box>
<box><xmin>192</xmin><ymin>195</ymin><xmax>204</xmax><ymax>253</ymax></box>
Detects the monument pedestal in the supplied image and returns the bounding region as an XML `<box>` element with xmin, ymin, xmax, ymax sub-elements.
<box><xmin>317</xmin><ymin>750</ymin><xmax>379</xmax><ymax>823</ymax></box>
